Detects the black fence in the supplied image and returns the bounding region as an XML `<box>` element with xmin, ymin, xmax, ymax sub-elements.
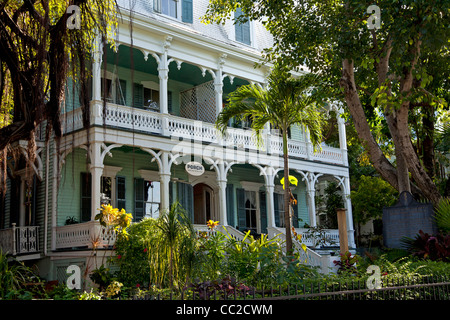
<box><xmin>129</xmin><ymin>274</ymin><xmax>450</xmax><ymax>301</ymax></box>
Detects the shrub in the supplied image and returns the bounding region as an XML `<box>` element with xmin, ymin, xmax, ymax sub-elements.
<box><xmin>401</xmin><ymin>230</ymin><xmax>450</xmax><ymax>262</ymax></box>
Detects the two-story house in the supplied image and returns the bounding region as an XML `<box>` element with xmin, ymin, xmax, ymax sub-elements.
<box><xmin>0</xmin><ymin>0</ymin><xmax>355</xmax><ymax>282</ymax></box>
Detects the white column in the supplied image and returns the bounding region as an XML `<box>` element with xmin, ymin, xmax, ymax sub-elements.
<box><xmin>266</xmin><ymin>183</ymin><xmax>275</xmax><ymax>228</ymax></box>
<box><xmin>158</xmin><ymin>36</ymin><xmax>172</xmax><ymax>116</ymax></box>
<box><xmin>160</xmin><ymin>152</ymin><xmax>171</xmax><ymax>212</ymax></box>
<box><xmin>92</xmin><ymin>34</ymin><xmax>103</xmax><ymax>102</ymax></box>
<box><xmin>89</xmin><ymin>142</ymin><xmax>104</xmax><ymax>220</ymax></box>
<box><xmin>214</xmin><ymin>54</ymin><xmax>226</xmax><ymax>119</ymax></box>
<box><xmin>217</xmin><ymin>179</ymin><xmax>228</xmax><ymax>226</ymax></box>
<box><xmin>343</xmin><ymin>176</ymin><xmax>356</xmax><ymax>248</ymax></box>
<box><xmin>305</xmin><ymin>127</ymin><xmax>313</xmax><ymax>160</ymax></box>
<box><xmin>336</xmin><ymin>108</ymin><xmax>348</xmax><ymax>166</ymax></box>
<box><xmin>305</xmin><ymin>172</ymin><xmax>320</xmax><ymax>227</ymax></box>
<box><xmin>216</xmin><ymin>161</ymin><xmax>228</xmax><ymax>226</ymax></box>
<box><xmin>306</xmin><ymin>189</ymin><xmax>317</xmax><ymax>227</ymax></box>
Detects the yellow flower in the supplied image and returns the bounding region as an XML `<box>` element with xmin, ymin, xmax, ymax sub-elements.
<box><xmin>206</xmin><ymin>220</ymin><xmax>219</xmax><ymax>230</ymax></box>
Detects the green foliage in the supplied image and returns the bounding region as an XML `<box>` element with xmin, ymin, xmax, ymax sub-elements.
<box><xmin>316</xmin><ymin>181</ymin><xmax>344</xmax><ymax>229</ymax></box>
<box><xmin>89</xmin><ymin>265</ymin><xmax>114</xmax><ymax>290</ymax></box>
<box><xmin>434</xmin><ymin>198</ymin><xmax>450</xmax><ymax>233</ymax></box>
<box><xmin>351</xmin><ymin>175</ymin><xmax>399</xmax><ymax>225</ymax></box>
<box><xmin>401</xmin><ymin>230</ymin><xmax>450</xmax><ymax>262</ymax></box>
<box><xmin>0</xmin><ymin>250</ymin><xmax>40</xmax><ymax>299</ymax></box>
<box><xmin>114</xmin><ymin>202</ymin><xmax>197</xmax><ymax>290</ymax></box>
<box><xmin>333</xmin><ymin>251</ymin><xmax>360</xmax><ymax>275</ymax></box>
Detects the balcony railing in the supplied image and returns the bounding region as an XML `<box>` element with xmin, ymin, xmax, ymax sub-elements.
<box><xmin>62</xmin><ymin>102</ymin><xmax>345</xmax><ymax>165</ymax></box>
<box><xmin>54</xmin><ymin>221</ymin><xmax>116</xmax><ymax>250</ymax></box>
<box><xmin>0</xmin><ymin>224</ymin><xmax>39</xmax><ymax>255</ymax></box>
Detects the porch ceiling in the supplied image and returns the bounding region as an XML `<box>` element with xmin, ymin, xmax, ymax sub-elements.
<box><xmin>104</xmin><ymin>45</ymin><xmax>250</xmax><ymax>92</ymax></box>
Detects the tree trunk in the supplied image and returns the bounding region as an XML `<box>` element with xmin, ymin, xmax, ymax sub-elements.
<box><xmin>340</xmin><ymin>59</ymin><xmax>400</xmax><ymax>190</ymax></box>
<box><xmin>340</xmin><ymin>59</ymin><xmax>426</xmax><ymax>200</ymax></box>
<box><xmin>282</xmin><ymin>131</ymin><xmax>293</xmax><ymax>255</ymax></box>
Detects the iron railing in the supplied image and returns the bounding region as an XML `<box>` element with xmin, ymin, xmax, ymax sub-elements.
<box><xmin>126</xmin><ymin>274</ymin><xmax>450</xmax><ymax>301</ymax></box>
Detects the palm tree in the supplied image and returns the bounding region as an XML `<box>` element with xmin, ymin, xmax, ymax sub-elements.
<box><xmin>157</xmin><ymin>201</ymin><xmax>195</xmax><ymax>289</ymax></box>
<box><xmin>215</xmin><ymin>65</ymin><xmax>326</xmax><ymax>255</ymax></box>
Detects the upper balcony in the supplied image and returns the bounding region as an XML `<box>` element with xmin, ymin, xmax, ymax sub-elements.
<box><xmin>63</xmin><ymin>101</ymin><xmax>345</xmax><ymax>166</ymax></box>
<box><xmin>61</xmin><ymin>43</ymin><xmax>347</xmax><ymax>167</ymax></box>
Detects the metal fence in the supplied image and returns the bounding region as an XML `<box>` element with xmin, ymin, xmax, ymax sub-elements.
<box><xmin>129</xmin><ymin>274</ymin><xmax>450</xmax><ymax>301</ymax></box>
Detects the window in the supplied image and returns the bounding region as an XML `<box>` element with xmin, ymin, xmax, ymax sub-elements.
<box><xmin>154</xmin><ymin>0</ymin><xmax>193</xmax><ymax>23</ymax></box>
<box><xmin>101</xmin><ymin>176</ymin><xmax>112</xmax><ymax>204</ymax></box>
<box><xmin>133</xmin><ymin>82</ymin><xmax>172</xmax><ymax>112</ymax></box>
<box><xmin>274</xmin><ymin>192</ymin><xmax>299</xmax><ymax>228</ymax></box>
<box><xmin>80</xmin><ymin>173</ymin><xmax>91</xmax><ymax>222</ymax></box>
<box><xmin>101</xmin><ymin>77</ymin><xmax>127</xmax><ymax>105</ymax></box>
<box><xmin>116</xmin><ymin>176</ymin><xmax>126</xmax><ymax>211</ymax></box>
<box><xmin>235</xmin><ymin>8</ymin><xmax>251</xmax><ymax>45</ymax></box>
<box><xmin>236</xmin><ymin>188</ymin><xmax>258</xmax><ymax>233</ymax></box>
<box><xmin>244</xmin><ymin>191</ymin><xmax>257</xmax><ymax>232</ymax></box>
<box><xmin>134</xmin><ymin>178</ymin><xmax>161</xmax><ymax>221</ymax></box>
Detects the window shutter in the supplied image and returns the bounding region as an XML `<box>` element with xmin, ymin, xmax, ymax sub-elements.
<box><xmin>273</xmin><ymin>193</ymin><xmax>280</xmax><ymax>227</ymax></box>
<box><xmin>226</xmin><ymin>184</ymin><xmax>235</xmax><ymax>227</ymax></box>
<box><xmin>259</xmin><ymin>191</ymin><xmax>267</xmax><ymax>234</ymax></box>
<box><xmin>169</xmin><ymin>181</ymin><xmax>173</xmax><ymax>207</ymax></box>
<box><xmin>116</xmin><ymin>176</ymin><xmax>126</xmax><ymax>211</ymax></box>
<box><xmin>236</xmin><ymin>188</ymin><xmax>246</xmax><ymax>231</ymax></box>
<box><xmin>133</xmin><ymin>83</ymin><xmax>144</xmax><ymax>108</ymax></box>
<box><xmin>153</xmin><ymin>0</ymin><xmax>161</xmax><ymax>13</ymax></box>
<box><xmin>168</xmin><ymin>91</ymin><xmax>173</xmax><ymax>113</ymax></box>
<box><xmin>182</xmin><ymin>0</ymin><xmax>193</xmax><ymax>23</ymax></box>
<box><xmin>177</xmin><ymin>182</ymin><xmax>194</xmax><ymax>222</ymax></box>
<box><xmin>80</xmin><ymin>173</ymin><xmax>92</xmax><ymax>222</ymax></box>
<box><xmin>134</xmin><ymin>178</ymin><xmax>144</xmax><ymax>222</ymax></box>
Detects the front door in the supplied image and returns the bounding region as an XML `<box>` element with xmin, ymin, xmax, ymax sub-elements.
<box><xmin>193</xmin><ymin>183</ymin><xmax>215</xmax><ymax>224</ymax></box>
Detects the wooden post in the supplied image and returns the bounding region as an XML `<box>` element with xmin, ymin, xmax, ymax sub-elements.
<box><xmin>336</xmin><ymin>208</ymin><xmax>348</xmax><ymax>253</ymax></box>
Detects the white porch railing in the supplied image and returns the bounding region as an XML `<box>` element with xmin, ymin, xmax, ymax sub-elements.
<box><xmin>0</xmin><ymin>224</ymin><xmax>39</xmax><ymax>255</ymax></box>
<box><xmin>267</xmin><ymin>226</ymin><xmax>339</xmax><ymax>274</ymax></box>
<box><xmin>55</xmin><ymin>221</ymin><xmax>116</xmax><ymax>250</ymax></box>
<box><xmin>193</xmin><ymin>224</ymin><xmax>246</xmax><ymax>242</ymax></box>
<box><xmin>62</xmin><ymin>103</ymin><xmax>345</xmax><ymax>166</ymax></box>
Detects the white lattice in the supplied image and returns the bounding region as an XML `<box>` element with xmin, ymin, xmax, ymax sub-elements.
<box><xmin>180</xmin><ymin>81</ymin><xmax>216</xmax><ymax>124</ymax></box>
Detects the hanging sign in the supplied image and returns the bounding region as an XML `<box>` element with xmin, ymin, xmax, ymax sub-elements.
<box><xmin>185</xmin><ymin>161</ymin><xmax>205</xmax><ymax>176</ymax></box>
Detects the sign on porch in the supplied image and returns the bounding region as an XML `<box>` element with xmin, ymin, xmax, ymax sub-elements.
<box><xmin>185</xmin><ymin>161</ymin><xmax>205</xmax><ymax>176</ymax></box>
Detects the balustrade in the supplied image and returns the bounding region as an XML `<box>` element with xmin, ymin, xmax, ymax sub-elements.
<box><xmin>0</xmin><ymin>224</ymin><xmax>39</xmax><ymax>255</ymax></box>
<box><xmin>62</xmin><ymin>102</ymin><xmax>345</xmax><ymax>165</ymax></box>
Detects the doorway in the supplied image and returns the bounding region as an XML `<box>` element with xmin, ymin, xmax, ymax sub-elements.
<box><xmin>193</xmin><ymin>183</ymin><xmax>215</xmax><ymax>224</ymax></box>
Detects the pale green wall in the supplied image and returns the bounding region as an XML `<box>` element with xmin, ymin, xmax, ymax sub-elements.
<box><xmin>57</xmin><ymin>147</ymin><xmax>309</xmax><ymax>229</ymax></box>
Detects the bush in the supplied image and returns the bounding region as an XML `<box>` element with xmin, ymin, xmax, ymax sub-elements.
<box><xmin>401</xmin><ymin>230</ymin><xmax>450</xmax><ymax>262</ymax></box>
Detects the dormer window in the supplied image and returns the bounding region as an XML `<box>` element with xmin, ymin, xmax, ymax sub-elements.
<box><xmin>235</xmin><ymin>7</ymin><xmax>251</xmax><ymax>45</ymax></box>
<box><xmin>154</xmin><ymin>0</ymin><xmax>193</xmax><ymax>23</ymax></box>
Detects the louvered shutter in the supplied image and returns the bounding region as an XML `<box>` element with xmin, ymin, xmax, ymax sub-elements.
<box><xmin>182</xmin><ymin>0</ymin><xmax>193</xmax><ymax>23</ymax></box>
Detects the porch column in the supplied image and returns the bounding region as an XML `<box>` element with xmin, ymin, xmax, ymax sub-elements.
<box><xmin>92</xmin><ymin>34</ymin><xmax>103</xmax><ymax>102</ymax></box>
<box><xmin>160</xmin><ymin>152</ymin><xmax>171</xmax><ymax>212</ymax></box>
<box><xmin>336</xmin><ymin>107</ymin><xmax>348</xmax><ymax>166</ymax></box>
<box><xmin>304</xmin><ymin>172</ymin><xmax>321</xmax><ymax>227</ymax></box>
<box><xmin>305</xmin><ymin>128</ymin><xmax>313</xmax><ymax>160</ymax></box>
<box><xmin>266</xmin><ymin>183</ymin><xmax>275</xmax><ymax>228</ymax></box>
<box><xmin>89</xmin><ymin>142</ymin><xmax>104</xmax><ymax>220</ymax></box>
<box><xmin>306</xmin><ymin>189</ymin><xmax>317</xmax><ymax>227</ymax></box>
<box><xmin>217</xmin><ymin>179</ymin><xmax>228</xmax><ymax>226</ymax></box>
<box><xmin>214</xmin><ymin>54</ymin><xmax>227</xmax><ymax>119</ymax></box>
<box><xmin>158</xmin><ymin>36</ymin><xmax>172</xmax><ymax>116</ymax></box>
<box><xmin>343</xmin><ymin>176</ymin><xmax>356</xmax><ymax>248</ymax></box>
